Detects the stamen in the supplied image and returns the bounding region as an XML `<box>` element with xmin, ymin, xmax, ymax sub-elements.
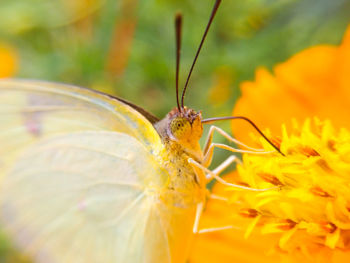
<box><xmin>294</xmin><ymin>146</ymin><xmax>320</xmax><ymax>157</ymax></box>
<box><xmin>239</xmin><ymin>208</ymin><xmax>259</xmax><ymax>218</ymax></box>
<box><xmin>258</xmin><ymin>173</ymin><xmax>284</xmax><ymax>186</ymax></box>
<box><xmin>316</xmin><ymin>159</ymin><xmax>332</xmax><ymax>172</ymax></box>
<box><xmin>276</xmin><ymin>219</ymin><xmax>297</xmax><ymax>231</ymax></box>
<box><xmin>320</xmin><ymin>222</ymin><xmax>337</xmax><ymax>234</ymax></box>
<box><xmin>310</xmin><ymin>186</ymin><xmax>332</xmax><ymax>198</ymax></box>
<box><xmin>327</xmin><ymin>140</ymin><xmax>336</xmax><ymax>151</ymax></box>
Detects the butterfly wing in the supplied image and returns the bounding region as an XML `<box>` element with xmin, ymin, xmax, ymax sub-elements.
<box><xmin>1</xmin><ymin>131</ymin><xmax>171</xmax><ymax>263</ymax></box>
<box><xmin>0</xmin><ymin>79</ymin><xmax>196</xmax><ymax>263</ymax></box>
<box><xmin>0</xmin><ymin>79</ymin><xmax>161</xmax><ymax>174</ymax></box>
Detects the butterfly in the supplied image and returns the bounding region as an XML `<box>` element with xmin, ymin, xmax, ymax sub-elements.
<box><xmin>0</xmin><ymin>1</ymin><xmax>282</xmax><ymax>262</ymax></box>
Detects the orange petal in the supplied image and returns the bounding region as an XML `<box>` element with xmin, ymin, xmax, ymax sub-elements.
<box><xmin>190</xmin><ymin>173</ymin><xmax>281</xmax><ymax>263</ymax></box>
<box><xmin>232</xmin><ymin>25</ymin><xmax>350</xmax><ymax>145</ymax></box>
<box><xmin>191</xmin><ymin>173</ymin><xmax>350</xmax><ymax>263</ymax></box>
<box><xmin>0</xmin><ymin>43</ymin><xmax>18</xmax><ymax>78</ymax></box>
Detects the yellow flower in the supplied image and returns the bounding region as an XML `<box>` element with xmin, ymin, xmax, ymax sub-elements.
<box><xmin>0</xmin><ymin>43</ymin><xmax>18</xmax><ymax>78</ymax></box>
<box><xmin>191</xmin><ymin>119</ymin><xmax>350</xmax><ymax>262</ymax></box>
<box><xmin>236</xmin><ymin>119</ymin><xmax>350</xmax><ymax>252</ymax></box>
<box><xmin>190</xmin><ymin>26</ymin><xmax>350</xmax><ymax>263</ymax></box>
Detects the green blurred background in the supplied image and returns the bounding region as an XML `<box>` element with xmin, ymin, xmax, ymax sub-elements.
<box><xmin>0</xmin><ymin>0</ymin><xmax>349</xmax><ymax>261</ymax></box>
<box><xmin>1</xmin><ymin>0</ymin><xmax>349</xmax><ymax>118</ymax></box>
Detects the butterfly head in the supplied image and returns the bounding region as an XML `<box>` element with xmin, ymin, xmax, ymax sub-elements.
<box><xmin>154</xmin><ymin>107</ymin><xmax>203</xmax><ymax>161</ymax></box>
<box><xmin>168</xmin><ymin>106</ymin><xmax>203</xmax><ymax>142</ymax></box>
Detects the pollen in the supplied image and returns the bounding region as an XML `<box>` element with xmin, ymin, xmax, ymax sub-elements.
<box><xmin>230</xmin><ymin>118</ymin><xmax>350</xmax><ymax>253</ymax></box>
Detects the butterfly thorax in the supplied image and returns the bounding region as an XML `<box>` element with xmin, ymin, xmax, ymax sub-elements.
<box><xmin>154</xmin><ymin>107</ymin><xmax>206</xmax><ymax>207</ymax></box>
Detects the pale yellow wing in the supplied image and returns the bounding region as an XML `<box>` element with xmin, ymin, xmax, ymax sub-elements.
<box><xmin>0</xmin><ymin>79</ymin><xmax>197</xmax><ymax>263</ymax></box>
<box><xmin>0</xmin><ymin>79</ymin><xmax>161</xmax><ymax>172</ymax></box>
<box><xmin>0</xmin><ymin>131</ymin><xmax>173</xmax><ymax>263</ymax></box>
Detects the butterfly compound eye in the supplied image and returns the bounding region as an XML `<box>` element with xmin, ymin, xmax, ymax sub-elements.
<box><xmin>170</xmin><ymin>117</ymin><xmax>191</xmax><ymax>141</ymax></box>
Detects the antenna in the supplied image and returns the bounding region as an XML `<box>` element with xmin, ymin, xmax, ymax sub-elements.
<box><xmin>181</xmin><ymin>0</ymin><xmax>222</xmax><ymax>107</ymax></box>
<box><xmin>202</xmin><ymin>116</ymin><xmax>285</xmax><ymax>156</ymax></box>
<box><xmin>175</xmin><ymin>13</ymin><xmax>182</xmax><ymax>111</ymax></box>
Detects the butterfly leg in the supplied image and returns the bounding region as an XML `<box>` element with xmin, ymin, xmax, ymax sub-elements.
<box><xmin>191</xmin><ymin>174</ymin><xmax>239</xmax><ymax>235</ymax></box>
<box><xmin>205</xmin><ymin>154</ymin><xmax>241</xmax><ymax>181</ymax></box>
<box><xmin>192</xmin><ymin>202</ymin><xmax>204</xmax><ymax>233</ymax></box>
<box><xmin>192</xmin><ymin>201</ymin><xmax>237</xmax><ymax>234</ymax></box>
<box><xmin>189</xmin><ymin>158</ymin><xmax>268</xmax><ymax>235</ymax></box>
<box><xmin>197</xmin><ymin>225</ymin><xmax>238</xmax><ymax>234</ymax></box>
<box><xmin>189</xmin><ymin>157</ymin><xmax>267</xmax><ymax>235</ymax></box>
<box><xmin>190</xmin><ymin>127</ymin><xmax>274</xmax><ymax>235</ymax></box>
<box><xmin>203</xmin><ymin>125</ymin><xmax>265</xmax><ymax>154</ymax></box>
<box><xmin>188</xmin><ymin>158</ymin><xmax>273</xmax><ymax>192</ymax></box>
<box><xmin>202</xmin><ymin>125</ymin><xmax>273</xmax><ymax>167</ymax></box>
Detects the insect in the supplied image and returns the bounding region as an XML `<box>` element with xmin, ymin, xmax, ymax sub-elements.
<box><xmin>0</xmin><ymin>1</ymin><xmax>282</xmax><ymax>262</ymax></box>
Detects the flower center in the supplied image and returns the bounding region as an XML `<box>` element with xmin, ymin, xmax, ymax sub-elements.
<box><xmin>231</xmin><ymin>118</ymin><xmax>350</xmax><ymax>253</ymax></box>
